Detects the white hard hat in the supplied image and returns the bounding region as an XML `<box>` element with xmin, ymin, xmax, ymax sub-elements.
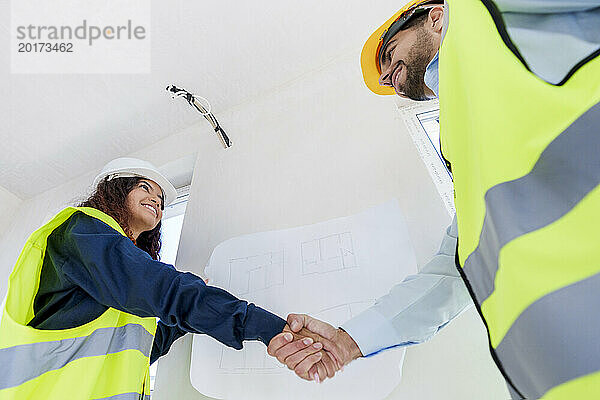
<box><xmin>93</xmin><ymin>158</ymin><xmax>178</xmax><ymax>206</ymax></box>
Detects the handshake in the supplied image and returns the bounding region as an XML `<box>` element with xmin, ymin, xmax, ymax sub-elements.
<box><xmin>267</xmin><ymin>314</ymin><xmax>363</xmax><ymax>383</ymax></box>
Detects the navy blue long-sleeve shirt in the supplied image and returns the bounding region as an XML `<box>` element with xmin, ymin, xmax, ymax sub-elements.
<box><xmin>28</xmin><ymin>211</ymin><xmax>286</xmax><ymax>364</ymax></box>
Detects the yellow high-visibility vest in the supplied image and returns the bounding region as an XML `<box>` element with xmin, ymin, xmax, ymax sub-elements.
<box><xmin>0</xmin><ymin>207</ymin><xmax>157</xmax><ymax>400</ymax></box>
<box><xmin>440</xmin><ymin>1</ymin><xmax>600</xmax><ymax>398</ymax></box>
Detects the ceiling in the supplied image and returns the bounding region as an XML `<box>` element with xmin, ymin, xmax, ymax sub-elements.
<box><xmin>1</xmin><ymin>0</ymin><xmax>401</xmax><ymax>200</ymax></box>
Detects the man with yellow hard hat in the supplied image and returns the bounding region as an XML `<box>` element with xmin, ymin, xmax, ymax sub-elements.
<box><xmin>268</xmin><ymin>1</ymin><xmax>600</xmax><ymax>398</ymax></box>
<box><xmin>363</xmin><ymin>0</ymin><xmax>444</xmax><ymax>100</ymax></box>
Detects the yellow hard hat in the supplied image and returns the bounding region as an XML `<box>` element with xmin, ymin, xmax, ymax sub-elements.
<box><xmin>361</xmin><ymin>0</ymin><xmax>441</xmax><ymax>95</ymax></box>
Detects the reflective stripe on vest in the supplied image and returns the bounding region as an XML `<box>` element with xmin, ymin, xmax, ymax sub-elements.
<box><xmin>440</xmin><ymin>0</ymin><xmax>600</xmax><ymax>398</ymax></box>
<box><xmin>95</xmin><ymin>394</ymin><xmax>151</xmax><ymax>400</ymax></box>
<box><xmin>0</xmin><ymin>323</ymin><xmax>154</xmax><ymax>390</ymax></box>
<box><xmin>0</xmin><ymin>207</ymin><xmax>157</xmax><ymax>400</ymax></box>
<box><xmin>463</xmin><ymin>103</ymin><xmax>600</xmax><ymax>305</ymax></box>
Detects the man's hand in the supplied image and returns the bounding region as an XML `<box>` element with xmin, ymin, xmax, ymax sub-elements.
<box><xmin>268</xmin><ymin>314</ymin><xmax>362</xmax><ymax>382</ymax></box>
<box><xmin>267</xmin><ymin>325</ymin><xmax>340</xmax><ymax>382</ymax></box>
<box><xmin>287</xmin><ymin>314</ymin><xmax>362</xmax><ymax>367</ymax></box>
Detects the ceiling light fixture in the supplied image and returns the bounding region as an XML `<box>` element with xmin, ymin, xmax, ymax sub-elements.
<box><xmin>166</xmin><ymin>85</ymin><xmax>232</xmax><ymax>149</ymax></box>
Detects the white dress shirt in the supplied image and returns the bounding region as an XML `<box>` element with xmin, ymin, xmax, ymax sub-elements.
<box><xmin>342</xmin><ymin>216</ymin><xmax>472</xmax><ymax>356</ymax></box>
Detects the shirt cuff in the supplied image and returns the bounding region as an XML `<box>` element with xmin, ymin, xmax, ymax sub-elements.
<box><xmin>243</xmin><ymin>304</ymin><xmax>286</xmax><ymax>346</ymax></box>
<box><xmin>341</xmin><ymin>307</ymin><xmax>401</xmax><ymax>357</ymax></box>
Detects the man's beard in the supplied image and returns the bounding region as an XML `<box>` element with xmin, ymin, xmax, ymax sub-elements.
<box><xmin>398</xmin><ymin>28</ymin><xmax>435</xmax><ymax>101</ymax></box>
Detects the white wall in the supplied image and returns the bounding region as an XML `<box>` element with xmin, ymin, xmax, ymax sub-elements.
<box><xmin>0</xmin><ymin>126</ymin><xmax>201</xmax><ymax>301</ymax></box>
<box><xmin>0</xmin><ymin>185</ymin><xmax>22</xmax><ymax>239</ymax></box>
<box><xmin>152</xmin><ymin>50</ymin><xmax>509</xmax><ymax>399</ymax></box>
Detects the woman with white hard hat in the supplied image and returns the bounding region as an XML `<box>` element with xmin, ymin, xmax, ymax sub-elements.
<box><xmin>0</xmin><ymin>157</ymin><xmax>336</xmax><ymax>400</ymax></box>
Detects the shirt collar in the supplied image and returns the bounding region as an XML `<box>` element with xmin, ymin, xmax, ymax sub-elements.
<box><xmin>424</xmin><ymin>51</ymin><xmax>439</xmax><ymax>98</ymax></box>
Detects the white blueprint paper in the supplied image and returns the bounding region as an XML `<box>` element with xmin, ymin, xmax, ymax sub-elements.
<box><xmin>190</xmin><ymin>200</ymin><xmax>417</xmax><ymax>400</ymax></box>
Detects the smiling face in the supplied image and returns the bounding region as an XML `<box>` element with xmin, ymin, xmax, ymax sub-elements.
<box><xmin>125</xmin><ymin>179</ymin><xmax>164</xmax><ymax>239</ymax></box>
<box><xmin>378</xmin><ymin>6</ymin><xmax>444</xmax><ymax>100</ymax></box>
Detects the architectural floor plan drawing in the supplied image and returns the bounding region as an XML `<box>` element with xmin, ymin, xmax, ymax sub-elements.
<box><xmin>191</xmin><ymin>200</ymin><xmax>417</xmax><ymax>400</ymax></box>
<box><xmin>314</xmin><ymin>300</ymin><xmax>375</xmax><ymax>327</ymax></box>
<box><xmin>219</xmin><ymin>342</ymin><xmax>284</xmax><ymax>373</ymax></box>
<box><xmin>301</xmin><ymin>232</ymin><xmax>357</xmax><ymax>275</ymax></box>
<box><xmin>228</xmin><ymin>250</ymin><xmax>285</xmax><ymax>296</ymax></box>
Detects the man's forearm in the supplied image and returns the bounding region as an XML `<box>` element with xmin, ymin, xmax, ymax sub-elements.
<box><xmin>342</xmin><ymin>217</ymin><xmax>472</xmax><ymax>356</ymax></box>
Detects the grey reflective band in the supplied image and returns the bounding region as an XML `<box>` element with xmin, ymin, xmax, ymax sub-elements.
<box><xmin>462</xmin><ymin>102</ymin><xmax>600</xmax><ymax>303</ymax></box>
<box><xmin>495</xmin><ymin>271</ymin><xmax>600</xmax><ymax>398</ymax></box>
<box><xmin>507</xmin><ymin>383</ymin><xmax>523</xmax><ymax>400</ymax></box>
<box><xmin>94</xmin><ymin>393</ymin><xmax>150</xmax><ymax>400</ymax></box>
<box><xmin>0</xmin><ymin>323</ymin><xmax>154</xmax><ymax>390</ymax></box>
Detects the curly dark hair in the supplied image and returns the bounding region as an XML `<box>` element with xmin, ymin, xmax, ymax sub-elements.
<box><xmin>78</xmin><ymin>176</ymin><xmax>162</xmax><ymax>260</ymax></box>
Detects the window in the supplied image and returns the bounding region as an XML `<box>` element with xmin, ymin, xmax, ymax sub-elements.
<box><xmin>149</xmin><ymin>185</ymin><xmax>189</xmax><ymax>394</ymax></box>
<box><xmin>397</xmin><ymin>99</ymin><xmax>455</xmax><ymax>215</ymax></box>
